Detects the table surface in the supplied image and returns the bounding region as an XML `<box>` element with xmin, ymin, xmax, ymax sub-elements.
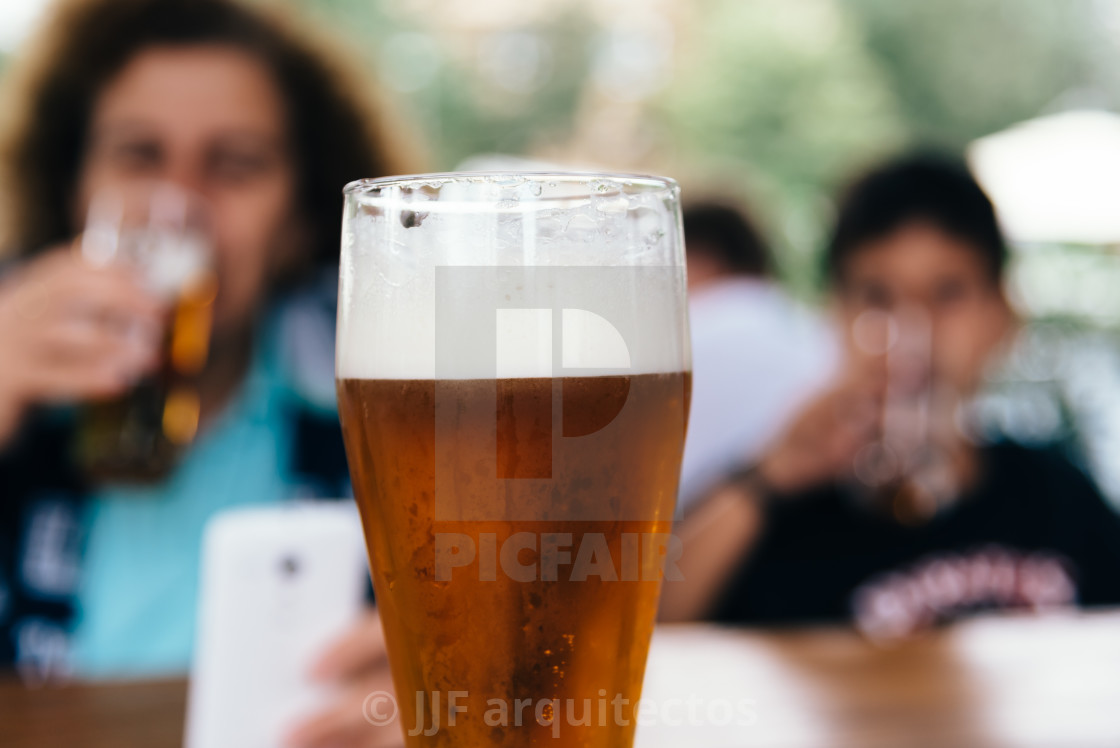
<box><xmin>2</xmin><ymin>611</ymin><xmax>1118</xmax><ymax>748</ymax></box>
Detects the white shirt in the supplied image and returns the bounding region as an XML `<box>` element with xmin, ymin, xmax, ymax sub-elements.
<box><xmin>679</xmin><ymin>278</ymin><xmax>837</xmax><ymax>513</ymax></box>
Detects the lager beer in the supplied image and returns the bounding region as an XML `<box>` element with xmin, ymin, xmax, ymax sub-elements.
<box><xmin>337</xmin><ymin>174</ymin><xmax>690</xmax><ymax>747</ymax></box>
<box><xmin>77</xmin><ymin>184</ymin><xmax>215</xmax><ymax>483</ymax></box>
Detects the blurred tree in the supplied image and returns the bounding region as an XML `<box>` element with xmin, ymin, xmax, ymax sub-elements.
<box><xmin>416</xmin><ymin>13</ymin><xmax>593</xmax><ymax>167</ymax></box>
<box><xmin>654</xmin><ymin>0</ymin><xmax>1120</xmax><ymax>289</ymax></box>
<box><xmin>288</xmin><ymin>0</ymin><xmax>594</xmax><ymax>168</ymax></box>
<box><xmin>662</xmin><ymin>0</ymin><xmax>904</xmax><ymax>190</ymax></box>
<box><xmin>845</xmin><ymin>0</ymin><xmax>1116</xmax><ymax>149</ymax></box>
<box><xmin>656</xmin><ymin>0</ymin><xmax>907</xmax><ymax>289</ymax></box>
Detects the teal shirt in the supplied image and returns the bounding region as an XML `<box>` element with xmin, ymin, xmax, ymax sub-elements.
<box><xmin>71</xmin><ymin>334</ymin><xmax>309</xmax><ymax>678</ymax></box>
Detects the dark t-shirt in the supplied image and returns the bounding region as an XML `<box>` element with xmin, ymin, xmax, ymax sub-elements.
<box><xmin>711</xmin><ymin>443</ymin><xmax>1120</xmax><ymax>635</ymax></box>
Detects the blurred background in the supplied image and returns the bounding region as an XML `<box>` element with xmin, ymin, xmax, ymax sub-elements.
<box><xmin>5</xmin><ymin>0</ymin><xmax>1118</xmax><ymax>504</ymax></box>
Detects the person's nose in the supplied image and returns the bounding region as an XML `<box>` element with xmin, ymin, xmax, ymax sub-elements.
<box><xmin>157</xmin><ymin>156</ymin><xmax>208</xmax><ymax>199</ymax></box>
<box><xmin>889</xmin><ymin>304</ymin><xmax>933</xmax><ymax>396</ymax></box>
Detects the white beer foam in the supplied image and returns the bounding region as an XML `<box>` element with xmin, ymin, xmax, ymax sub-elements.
<box><xmin>336</xmin><ymin>179</ymin><xmax>690</xmax><ymax>380</ymax></box>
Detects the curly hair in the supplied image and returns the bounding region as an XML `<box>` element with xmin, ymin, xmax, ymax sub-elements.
<box><xmin>0</xmin><ymin>0</ymin><xmax>419</xmax><ymax>266</ymax></box>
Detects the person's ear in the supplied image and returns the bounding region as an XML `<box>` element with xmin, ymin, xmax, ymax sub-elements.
<box><xmin>987</xmin><ymin>281</ymin><xmax>1019</xmax><ymax>353</ymax></box>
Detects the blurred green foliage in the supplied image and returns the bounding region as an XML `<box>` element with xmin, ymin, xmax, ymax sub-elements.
<box><xmin>288</xmin><ymin>0</ymin><xmax>594</xmax><ymax>167</ymax></box>
<box><xmin>659</xmin><ymin>0</ymin><xmax>1117</xmax><ymax>289</ymax></box>
<box><xmin>847</xmin><ymin>0</ymin><xmax>1116</xmax><ymax>148</ymax></box>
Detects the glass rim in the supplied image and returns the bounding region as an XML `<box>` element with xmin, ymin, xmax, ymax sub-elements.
<box><xmin>342</xmin><ymin>170</ymin><xmax>678</xmax><ymax>196</ymax></box>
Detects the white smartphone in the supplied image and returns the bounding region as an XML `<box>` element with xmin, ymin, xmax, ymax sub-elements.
<box><xmin>184</xmin><ymin>501</ymin><xmax>370</xmax><ymax>748</ymax></box>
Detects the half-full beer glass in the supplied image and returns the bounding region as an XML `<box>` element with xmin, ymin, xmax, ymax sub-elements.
<box><xmin>336</xmin><ymin>173</ymin><xmax>691</xmax><ymax>746</ymax></box>
<box><xmin>77</xmin><ymin>182</ymin><xmax>216</xmax><ymax>483</ymax></box>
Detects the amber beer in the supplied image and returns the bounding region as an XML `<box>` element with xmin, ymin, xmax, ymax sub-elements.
<box><xmin>338</xmin><ymin>372</ymin><xmax>689</xmax><ymax>747</ymax></box>
<box><xmin>337</xmin><ymin>172</ymin><xmax>689</xmax><ymax>747</ymax></box>
<box><xmin>79</xmin><ymin>267</ymin><xmax>217</xmax><ymax>482</ymax></box>
<box><xmin>76</xmin><ymin>183</ymin><xmax>216</xmax><ymax>483</ymax></box>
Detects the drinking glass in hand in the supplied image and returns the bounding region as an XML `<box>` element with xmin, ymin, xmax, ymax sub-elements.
<box><xmin>78</xmin><ymin>182</ymin><xmax>217</xmax><ymax>483</ymax></box>
<box><xmin>336</xmin><ymin>173</ymin><xmax>691</xmax><ymax>747</ymax></box>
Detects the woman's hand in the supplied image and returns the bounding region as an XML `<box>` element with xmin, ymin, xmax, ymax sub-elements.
<box><xmin>0</xmin><ymin>246</ymin><xmax>165</xmax><ymax>446</ymax></box>
<box><xmin>285</xmin><ymin>609</ymin><xmax>404</xmax><ymax>748</ymax></box>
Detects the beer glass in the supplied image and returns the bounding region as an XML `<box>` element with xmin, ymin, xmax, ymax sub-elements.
<box><xmin>851</xmin><ymin>307</ymin><xmax>962</xmax><ymax>522</ymax></box>
<box><xmin>77</xmin><ymin>182</ymin><xmax>217</xmax><ymax>483</ymax></box>
<box><xmin>336</xmin><ymin>173</ymin><xmax>690</xmax><ymax>746</ymax></box>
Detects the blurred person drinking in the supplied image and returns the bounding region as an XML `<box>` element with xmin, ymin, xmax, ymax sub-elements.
<box><xmin>0</xmin><ymin>0</ymin><xmax>415</xmax><ymax>744</ymax></box>
<box><xmin>679</xmin><ymin>200</ymin><xmax>834</xmax><ymax>512</ymax></box>
<box><xmin>662</xmin><ymin>155</ymin><xmax>1120</xmax><ymax>638</ymax></box>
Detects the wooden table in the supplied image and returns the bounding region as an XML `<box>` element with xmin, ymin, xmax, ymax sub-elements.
<box><xmin>639</xmin><ymin>611</ymin><xmax>1120</xmax><ymax>748</ymax></box>
<box><xmin>2</xmin><ymin>611</ymin><xmax>1118</xmax><ymax>747</ymax></box>
<box><xmin>0</xmin><ymin>676</ymin><xmax>186</xmax><ymax>747</ymax></box>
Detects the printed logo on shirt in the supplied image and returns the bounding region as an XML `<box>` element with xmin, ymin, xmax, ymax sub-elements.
<box><xmin>20</xmin><ymin>498</ymin><xmax>82</xmax><ymax>599</ymax></box>
<box><xmin>851</xmin><ymin>545</ymin><xmax>1076</xmax><ymax>640</ymax></box>
<box><xmin>14</xmin><ymin>617</ymin><xmax>72</xmax><ymax>684</ymax></box>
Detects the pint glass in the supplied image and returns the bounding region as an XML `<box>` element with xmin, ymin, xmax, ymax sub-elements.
<box><xmin>336</xmin><ymin>173</ymin><xmax>691</xmax><ymax>746</ymax></box>
<box><xmin>77</xmin><ymin>183</ymin><xmax>216</xmax><ymax>483</ymax></box>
